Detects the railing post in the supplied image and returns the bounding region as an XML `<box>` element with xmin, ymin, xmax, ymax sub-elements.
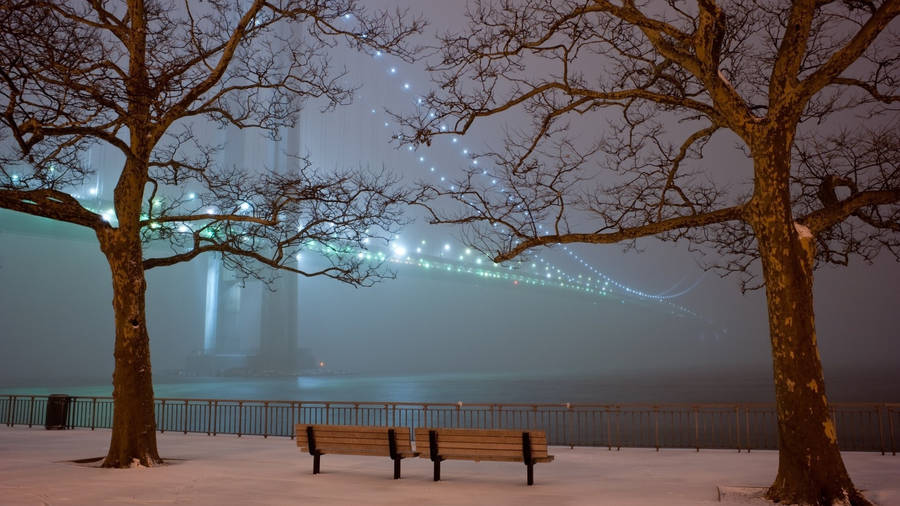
<box><xmin>615</xmin><ymin>408</ymin><xmax>621</xmax><ymax>451</ymax></box>
<box><xmin>8</xmin><ymin>395</ymin><xmax>16</xmax><ymax>427</ymax></box>
<box><xmin>694</xmin><ymin>407</ymin><xmax>700</xmax><ymax>452</ymax></box>
<box><xmin>263</xmin><ymin>402</ymin><xmax>269</xmax><ymax>438</ymax></box>
<box><xmin>878</xmin><ymin>404</ymin><xmax>885</xmax><ymax>456</ymax></box>
<box><xmin>290</xmin><ymin>402</ymin><xmax>297</xmax><ymax>439</ymax></box>
<box><xmin>206</xmin><ymin>401</ymin><xmax>212</xmax><ymax>436</ymax></box>
<box><xmin>354</xmin><ymin>403</ymin><xmax>359</xmax><ymax>425</ymax></box>
<box><xmin>212</xmin><ymin>400</ymin><xmax>218</xmax><ymax>436</ymax></box>
<box><xmin>237</xmin><ymin>402</ymin><xmax>243</xmax><ymax>437</ymax></box>
<box><xmin>745</xmin><ymin>407</ymin><xmax>751</xmax><ymax>453</ymax></box>
<box><xmin>28</xmin><ymin>396</ymin><xmax>35</xmax><ymax>428</ymax></box>
<box><xmin>160</xmin><ymin>400</ymin><xmax>166</xmax><ymax>433</ymax></box>
<box><xmin>183</xmin><ymin>400</ymin><xmax>189</xmax><ymax>434</ymax></box>
<box><xmin>735</xmin><ymin>406</ymin><xmax>741</xmax><ymax>453</ymax></box>
<box><xmin>606</xmin><ymin>409</ymin><xmax>612</xmax><ymax>451</ymax></box>
<box><xmin>654</xmin><ymin>407</ymin><xmax>659</xmax><ymax>452</ymax></box>
<box><xmin>889</xmin><ymin>406</ymin><xmax>896</xmax><ymax>456</ymax></box>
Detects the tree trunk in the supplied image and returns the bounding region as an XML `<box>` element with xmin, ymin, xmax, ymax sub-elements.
<box><xmin>98</xmin><ymin>227</ymin><xmax>161</xmax><ymax>468</ymax></box>
<box><xmin>749</xmin><ymin>149</ymin><xmax>867</xmax><ymax>505</ymax></box>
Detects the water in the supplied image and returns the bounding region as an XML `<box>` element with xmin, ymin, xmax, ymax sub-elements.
<box><xmin>2</xmin><ymin>368</ymin><xmax>897</xmax><ymax>404</ymax></box>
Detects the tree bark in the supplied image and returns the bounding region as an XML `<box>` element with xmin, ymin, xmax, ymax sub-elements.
<box><xmin>749</xmin><ymin>145</ymin><xmax>867</xmax><ymax>505</ymax></box>
<box><xmin>97</xmin><ymin>227</ymin><xmax>161</xmax><ymax>467</ymax></box>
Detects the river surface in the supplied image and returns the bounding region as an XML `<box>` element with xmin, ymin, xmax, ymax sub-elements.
<box><xmin>2</xmin><ymin>369</ymin><xmax>897</xmax><ymax>404</ymax></box>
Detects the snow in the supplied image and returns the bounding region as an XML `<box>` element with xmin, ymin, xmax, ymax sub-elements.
<box><xmin>794</xmin><ymin>222</ymin><xmax>813</xmax><ymax>240</ymax></box>
<box><xmin>2</xmin><ymin>426</ymin><xmax>898</xmax><ymax>505</ymax></box>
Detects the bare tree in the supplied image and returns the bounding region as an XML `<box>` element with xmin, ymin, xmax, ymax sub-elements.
<box><xmin>397</xmin><ymin>1</ymin><xmax>899</xmax><ymax>504</ymax></box>
<box><xmin>0</xmin><ymin>0</ymin><xmax>421</xmax><ymax>468</ymax></box>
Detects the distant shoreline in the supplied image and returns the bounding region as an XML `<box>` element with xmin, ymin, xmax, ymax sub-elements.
<box><xmin>1</xmin><ymin>368</ymin><xmax>897</xmax><ymax>404</ymax></box>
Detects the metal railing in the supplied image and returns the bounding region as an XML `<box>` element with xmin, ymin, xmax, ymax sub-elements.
<box><xmin>1</xmin><ymin>395</ymin><xmax>896</xmax><ymax>454</ymax></box>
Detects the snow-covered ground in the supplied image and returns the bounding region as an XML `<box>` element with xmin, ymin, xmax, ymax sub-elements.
<box><xmin>1</xmin><ymin>426</ymin><xmax>898</xmax><ymax>505</ymax></box>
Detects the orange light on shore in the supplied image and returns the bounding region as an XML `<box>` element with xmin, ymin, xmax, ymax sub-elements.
<box><xmin>319</xmin><ymin>361</ymin><xmax>325</xmax><ymax>368</ymax></box>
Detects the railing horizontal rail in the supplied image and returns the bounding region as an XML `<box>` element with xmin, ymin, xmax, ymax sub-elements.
<box><xmin>1</xmin><ymin>395</ymin><xmax>896</xmax><ymax>454</ymax></box>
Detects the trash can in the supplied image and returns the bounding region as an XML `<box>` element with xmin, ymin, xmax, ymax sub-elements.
<box><xmin>45</xmin><ymin>394</ymin><xmax>70</xmax><ymax>430</ymax></box>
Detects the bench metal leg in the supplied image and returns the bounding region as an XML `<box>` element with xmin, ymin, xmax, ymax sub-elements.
<box><xmin>526</xmin><ymin>462</ymin><xmax>534</xmax><ymax>486</ymax></box>
<box><xmin>393</xmin><ymin>458</ymin><xmax>401</xmax><ymax>479</ymax></box>
<box><xmin>433</xmin><ymin>459</ymin><xmax>441</xmax><ymax>481</ymax></box>
<box><xmin>312</xmin><ymin>453</ymin><xmax>321</xmax><ymax>475</ymax></box>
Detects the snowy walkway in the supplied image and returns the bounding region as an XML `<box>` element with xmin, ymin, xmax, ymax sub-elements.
<box><xmin>1</xmin><ymin>426</ymin><xmax>898</xmax><ymax>505</ymax></box>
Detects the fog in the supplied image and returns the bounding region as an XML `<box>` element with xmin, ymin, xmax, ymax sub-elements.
<box><xmin>2</xmin><ymin>206</ymin><xmax>898</xmax><ymax>393</ymax></box>
<box><xmin>0</xmin><ymin>1</ymin><xmax>898</xmax><ymax>400</ymax></box>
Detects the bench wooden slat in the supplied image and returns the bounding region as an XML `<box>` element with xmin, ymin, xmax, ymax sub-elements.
<box><xmin>297</xmin><ymin>444</ymin><xmax>417</xmax><ymax>457</ymax></box>
<box><xmin>303</xmin><ymin>435</ymin><xmax>411</xmax><ymax>447</ymax></box>
<box><xmin>312</xmin><ymin>446</ymin><xmax>392</xmax><ymax>455</ymax></box>
<box><xmin>414</xmin><ymin>428</ymin><xmax>546</xmax><ymax>439</ymax></box>
<box><xmin>416</xmin><ymin>443</ymin><xmax>549</xmax><ymax>456</ymax></box>
<box><xmin>439</xmin><ymin>454</ymin><xmax>556</xmax><ymax>463</ymax></box>
<box><xmin>297</xmin><ymin>446</ymin><xmax>415</xmax><ymax>455</ymax></box>
<box><xmin>432</xmin><ymin>450</ymin><xmax>551</xmax><ymax>459</ymax></box>
<box><xmin>300</xmin><ymin>424</ymin><xmax>402</xmax><ymax>433</ymax></box>
<box><xmin>426</xmin><ymin>448</ymin><xmax>547</xmax><ymax>458</ymax></box>
<box><xmin>416</xmin><ymin>435</ymin><xmax>547</xmax><ymax>445</ymax></box>
<box><xmin>297</xmin><ymin>432</ymin><xmax>396</xmax><ymax>440</ymax></box>
<box><xmin>306</xmin><ymin>429</ymin><xmax>401</xmax><ymax>438</ymax></box>
<box><xmin>416</xmin><ymin>428</ymin><xmax>533</xmax><ymax>436</ymax></box>
<box><xmin>297</xmin><ymin>442</ymin><xmax>403</xmax><ymax>452</ymax></box>
<box><xmin>420</xmin><ymin>441</ymin><xmax>536</xmax><ymax>449</ymax></box>
<box><xmin>422</xmin><ymin>431</ymin><xmax>547</xmax><ymax>439</ymax></box>
<box><xmin>305</xmin><ymin>446</ymin><xmax>415</xmax><ymax>455</ymax></box>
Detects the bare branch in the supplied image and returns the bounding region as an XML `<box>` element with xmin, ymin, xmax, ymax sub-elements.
<box><xmin>0</xmin><ymin>188</ymin><xmax>107</xmax><ymax>229</ymax></box>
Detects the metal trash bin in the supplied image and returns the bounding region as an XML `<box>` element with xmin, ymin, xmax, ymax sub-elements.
<box><xmin>45</xmin><ymin>394</ymin><xmax>70</xmax><ymax>430</ymax></box>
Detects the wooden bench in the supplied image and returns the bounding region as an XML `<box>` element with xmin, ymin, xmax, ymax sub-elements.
<box><xmin>295</xmin><ymin>424</ymin><xmax>418</xmax><ymax>479</ymax></box>
<box><xmin>414</xmin><ymin>427</ymin><xmax>554</xmax><ymax>485</ymax></box>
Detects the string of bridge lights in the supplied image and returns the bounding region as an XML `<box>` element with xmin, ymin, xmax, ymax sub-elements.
<box><xmin>24</xmin><ymin>21</ymin><xmax>699</xmax><ymax>315</ymax></box>
<box><xmin>359</xmin><ymin>46</ymin><xmax>701</xmax><ymax>313</ymax></box>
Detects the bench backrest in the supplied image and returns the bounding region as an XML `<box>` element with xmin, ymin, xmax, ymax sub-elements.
<box><xmin>295</xmin><ymin>424</ymin><xmax>414</xmax><ymax>456</ymax></box>
<box><xmin>414</xmin><ymin>427</ymin><xmax>550</xmax><ymax>459</ymax></box>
